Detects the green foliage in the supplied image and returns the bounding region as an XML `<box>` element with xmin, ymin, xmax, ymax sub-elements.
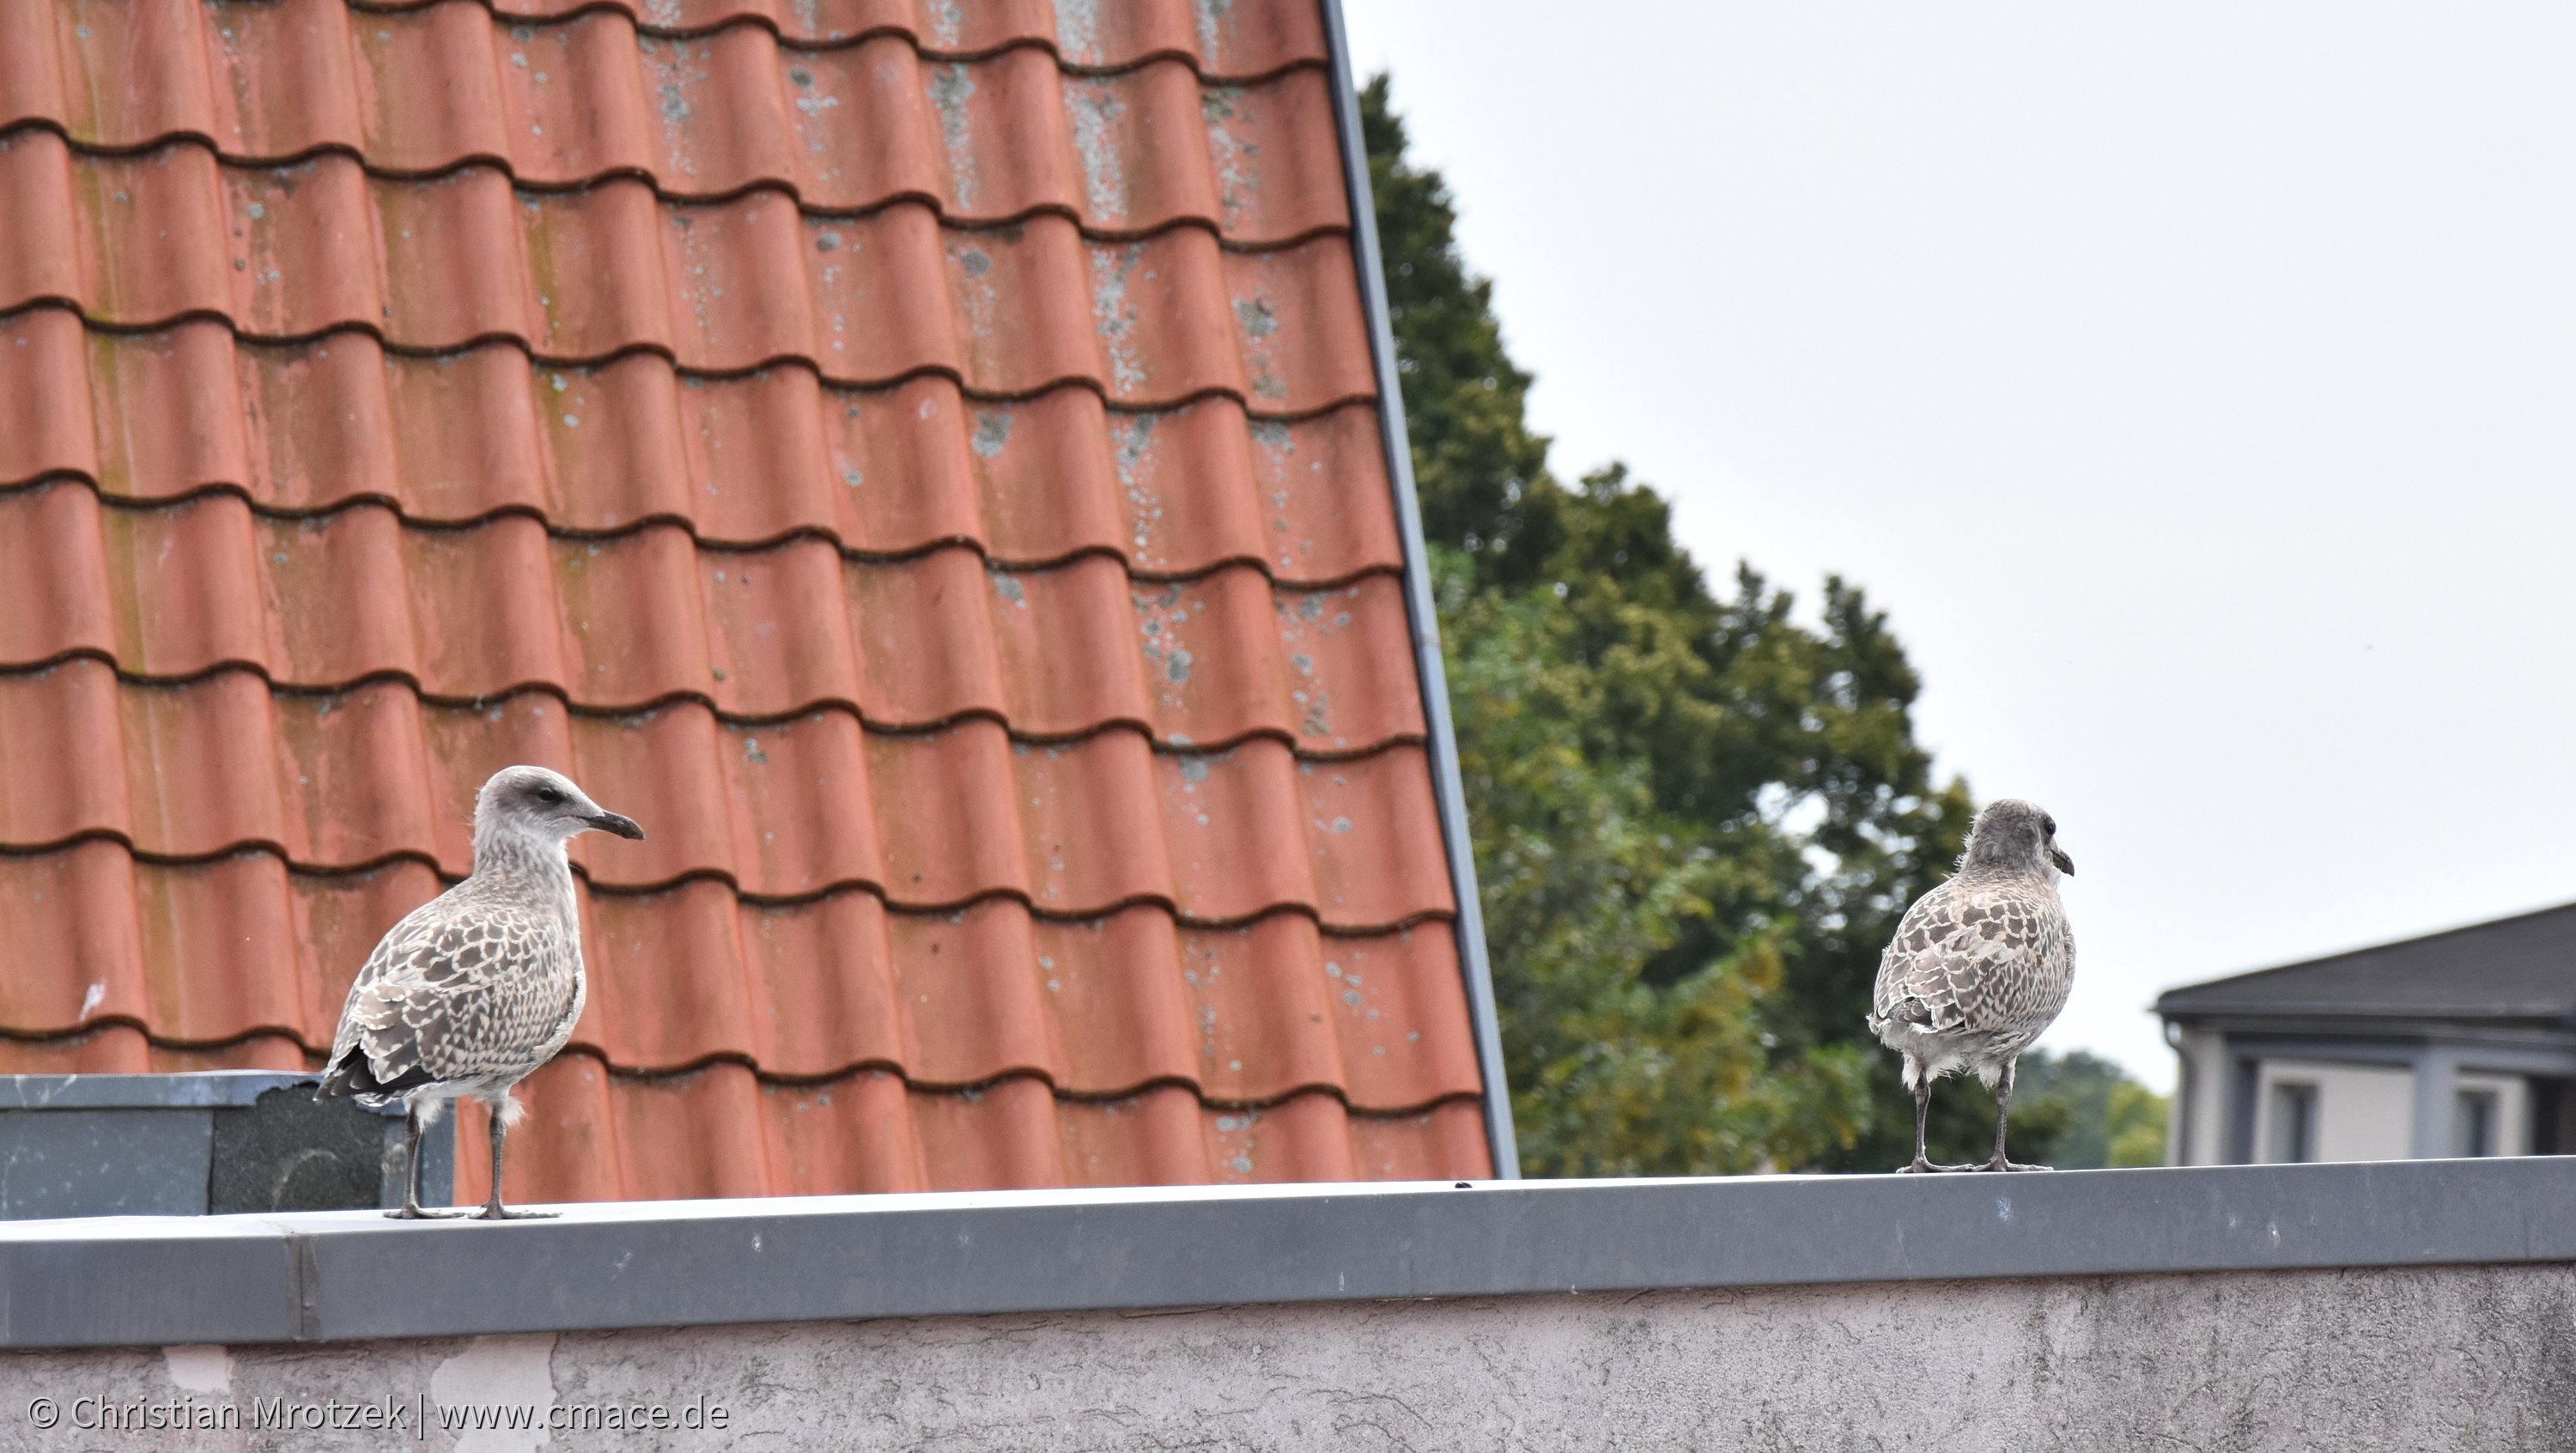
<box><xmin>1364</xmin><ymin>76</ymin><xmax>1990</xmax><ymax>1175</ymax></box>
<box><xmin>1953</xmin><ymin>1049</ymin><xmax>2172</xmax><ymax>1170</ymax></box>
<box><xmin>1438</xmin><ymin>549</ymin><xmax>1875</xmax><ymax>1174</ymax></box>
<box><xmin>2107</xmin><ymin>1082</ymin><xmax>2175</xmax><ymax>1167</ymax></box>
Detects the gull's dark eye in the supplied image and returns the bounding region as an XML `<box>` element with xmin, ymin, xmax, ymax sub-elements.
<box><xmin>2042</xmin><ymin>816</ymin><xmax>2057</xmax><ymax>835</ymax></box>
<box><xmin>535</xmin><ymin>787</ymin><xmax>565</xmax><ymax>806</ymax></box>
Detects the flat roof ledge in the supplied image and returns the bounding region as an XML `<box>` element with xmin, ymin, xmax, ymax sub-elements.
<box><xmin>8</xmin><ymin>1158</ymin><xmax>2575</xmax><ymax>1349</ymax></box>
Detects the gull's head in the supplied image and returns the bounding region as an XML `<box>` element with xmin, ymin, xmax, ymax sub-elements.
<box><xmin>474</xmin><ymin>765</ymin><xmax>646</xmax><ymax>848</ymax></box>
<box><xmin>1964</xmin><ymin>798</ymin><xmax>2073</xmax><ymax>879</ymax></box>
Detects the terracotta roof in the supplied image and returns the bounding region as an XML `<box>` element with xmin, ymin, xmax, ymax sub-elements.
<box><xmin>0</xmin><ymin>0</ymin><xmax>1496</xmax><ymax>1201</ymax></box>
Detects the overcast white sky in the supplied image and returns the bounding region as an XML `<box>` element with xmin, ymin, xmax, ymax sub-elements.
<box><xmin>1340</xmin><ymin>3</ymin><xmax>2576</xmax><ymax>1091</ymax></box>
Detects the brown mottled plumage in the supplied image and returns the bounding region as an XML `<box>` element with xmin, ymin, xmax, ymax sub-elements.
<box><xmin>1867</xmin><ymin>799</ymin><xmax>2075</xmax><ymax>1173</ymax></box>
<box><xmin>319</xmin><ymin>766</ymin><xmax>643</xmax><ymax>1219</ymax></box>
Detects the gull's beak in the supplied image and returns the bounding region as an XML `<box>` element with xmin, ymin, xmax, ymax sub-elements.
<box><xmin>2050</xmin><ymin>847</ymin><xmax>2075</xmax><ymax>876</ymax></box>
<box><xmin>587</xmin><ymin>811</ymin><xmax>646</xmax><ymax>841</ymax></box>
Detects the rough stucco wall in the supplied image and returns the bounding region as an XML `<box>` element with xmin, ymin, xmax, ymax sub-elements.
<box><xmin>7</xmin><ymin>1264</ymin><xmax>2574</xmax><ymax>1451</ymax></box>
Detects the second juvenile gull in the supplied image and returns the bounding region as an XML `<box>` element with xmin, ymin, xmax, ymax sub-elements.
<box><xmin>1866</xmin><ymin>799</ymin><xmax>2076</xmax><ymax>1174</ymax></box>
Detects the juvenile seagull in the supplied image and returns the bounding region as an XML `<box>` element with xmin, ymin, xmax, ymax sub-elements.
<box><xmin>1867</xmin><ymin>799</ymin><xmax>2075</xmax><ymax>1174</ymax></box>
<box><xmin>319</xmin><ymin>766</ymin><xmax>643</xmax><ymax>1219</ymax></box>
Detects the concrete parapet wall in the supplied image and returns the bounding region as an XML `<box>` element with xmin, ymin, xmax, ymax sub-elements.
<box><xmin>7</xmin><ymin>1261</ymin><xmax>2573</xmax><ymax>1451</ymax></box>
<box><xmin>11</xmin><ymin>1161</ymin><xmax>2576</xmax><ymax>1448</ymax></box>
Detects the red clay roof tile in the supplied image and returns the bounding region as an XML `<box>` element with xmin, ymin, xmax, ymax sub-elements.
<box><xmin>1</xmin><ymin>316</ymin><xmax>1402</xmax><ymax>580</ymax></box>
<box><xmin>0</xmin><ymin>848</ymin><xmax>1477</xmax><ymax>1104</ymax></box>
<box><xmin>0</xmin><ymin>1018</ymin><xmax>1483</xmax><ymax>1197</ymax></box>
<box><xmin>2</xmin><ymin>3</ymin><xmax>1332</xmax><ymax>155</ymax></box>
<box><xmin>3</xmin><ymin>140</ymin><xmax>1373</xmax><ymax>405</ymax></box>
<box><xmin>0</xmin><ymin>0</ymin><xmax>1491</xmax><ymax>1200</ymax></box>
<box><xmin>6</xmin><ymin>482</ymin><xmax>1424</xmax><ymax>745</ymax></box>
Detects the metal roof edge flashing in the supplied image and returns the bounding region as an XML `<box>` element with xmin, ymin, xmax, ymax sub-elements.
<box><xmin>0</xmin><ymin>1071</ymin><xmax>386</xmax><ymax>1112</ymax></box>
<box><xmin>12</xmin><ymin>1159</ymin><xmax>2576</xmax><ymax>1349</ymax></box>
<box><xmin>1315</xmin><ymin>0</ymin><xmax>1520</xmax><ymax>1179</ymax></box>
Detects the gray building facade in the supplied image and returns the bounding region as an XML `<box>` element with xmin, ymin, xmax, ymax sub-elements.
<box><xmin>2158</xmin><ymin>903</ymin><xmax>2576</xmax><ymax>1164</ymax></box>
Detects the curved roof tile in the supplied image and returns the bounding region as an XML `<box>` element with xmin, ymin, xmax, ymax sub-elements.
<box><xmin>0</xmin><ymin>843</ymin><xmax>1477</xmax><ymax>1112</ymax></box>
<box><xmin>0</xmin><ymin>313</ymin><xmax>1400</xmax><ymax>579</ymax></box>
<box><xmin>0</xmin><ymin>1027</ymin><xmax>1487</xmax><ymax>1198</ymax></box>
<box><xmin>0</xmin><ymin>136</ymin><xmax>1371</xmax><ymax>407</ymax></box>
<box><xmin>0</xmin><ymin>0</ymin><xmax>1328</xmax><ymax>145</ymax></box>
<box><xmin>2</xmin><ymin>485</ymin><xmax>1421</xmax><ymax>747</ymax></box>
<box><xmin>0</xmin><ymin>660</ymin><xmax>1452</xmax><ymax>921</ymax></box>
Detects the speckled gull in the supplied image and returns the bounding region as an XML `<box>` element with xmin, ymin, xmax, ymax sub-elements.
<box><xmin>1866</xmin><ymin>799</ymin><xmax>2076</xmax><ymax>1174</ymax></box>
<box><xmin>319</xmin><ymin>766</ymin><xmax>644</xmax><ymax>1219</ymax></box>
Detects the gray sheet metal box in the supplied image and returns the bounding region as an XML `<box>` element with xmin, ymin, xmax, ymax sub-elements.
<box><xmin>0</xmin><ymin>1072</ymin><xmax>453</xmax><ymax>1219</ymax></box>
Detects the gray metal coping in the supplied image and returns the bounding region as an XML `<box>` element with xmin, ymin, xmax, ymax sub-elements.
<box><xmin>0</xmin><ymin>1072</ymin><xmax>402</xmax><ymax>1113</ymax></box>
<box><xmin>7</xmin><ymin>1157</ymin><xmax>2576</xmax><ymax>1348</ymax></box>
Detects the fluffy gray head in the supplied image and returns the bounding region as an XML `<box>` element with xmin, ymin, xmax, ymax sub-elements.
<box><xmin>471</xmin><ymin>765</ymin><xmax>645</xmax><ymax>856</ymax></box>
<box><xmin>1963</xmin><ymin>798</ymin><xmax>2073</xmax><ymax>878</ymax></box>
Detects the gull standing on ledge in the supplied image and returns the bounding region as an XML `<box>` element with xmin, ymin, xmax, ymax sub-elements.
<box><xmin>1866</xmin><ymin>799</ymin><xmax>2075</xmax><ymax>1174</ymax></box>
<box><xmin>319</xmin><ymin>766</ymin><xmax>644</xmax><ymax>1219</ymax></box>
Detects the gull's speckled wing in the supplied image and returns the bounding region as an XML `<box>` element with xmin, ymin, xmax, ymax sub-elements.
<box><xmin>322</xmin><ymin>881</ymin><xmax>581</xmax><ymax>1104</ymax></box>
<box><xmin>1868</xmin><ymin>876</ymin><xmax>2075</xmax><ymax>1047</ymax></box>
